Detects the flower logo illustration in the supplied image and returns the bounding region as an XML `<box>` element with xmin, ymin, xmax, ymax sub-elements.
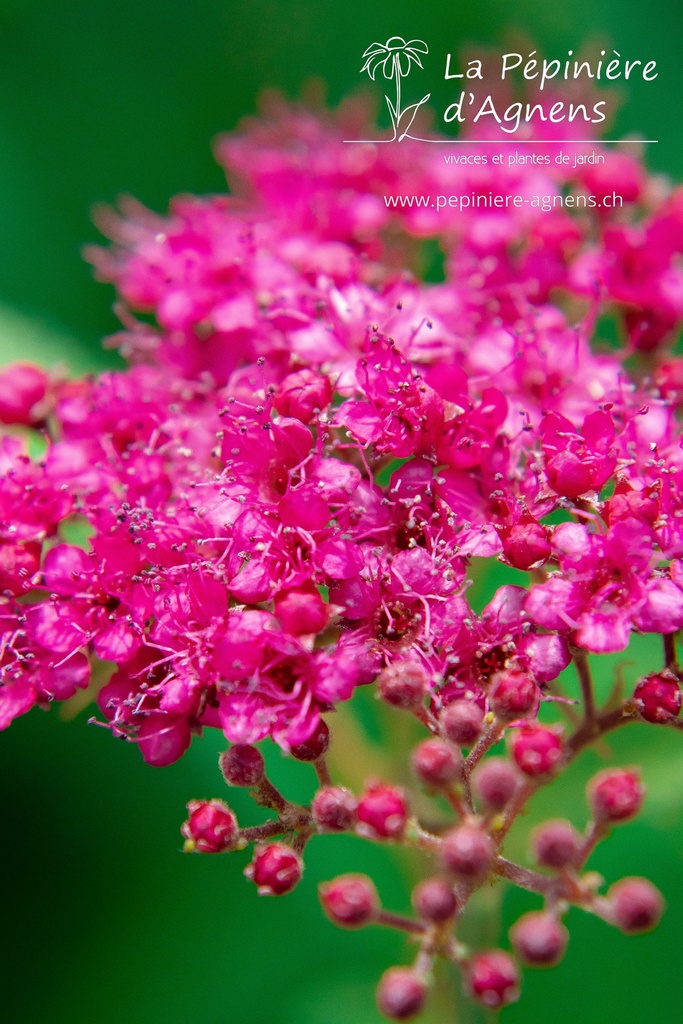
<box><xmin>360</xmin><ymin>36</ymin><xmax>430</xmax><ymax>141</ymax></box>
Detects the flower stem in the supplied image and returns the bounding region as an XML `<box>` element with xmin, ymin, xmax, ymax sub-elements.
<box><xmin>664</xmin><ymin>632</ymin><xmax>678</xmax><ymax>671</ymax></box>
<box><xmin>494</xmin><ymin>856</ymin><xmax>555</xmax><ymax>896</ymax></box>
<box><xmin>314</xmin><ymin>754</ymin><xmax>332</xmax><ymax>788</ymax></box>
<box><xmin>375</xmin><ymin>909</ymin><xmax>426</xmax><ymax>934</ymax></box>
<box><xmin>238</xmin><ymin>820</ymin><xmax>283</xmax><ymax>844</ymax></box>
<box><xmin>573</xmin><ymin>647</ymin><xmax>596</xmax><ymax>722</ymax></box>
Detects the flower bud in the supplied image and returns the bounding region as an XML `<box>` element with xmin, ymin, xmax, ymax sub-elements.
<box><xmin>357</xmin><ymin>783</ymin><xmax>409</xmax><ymax>840</ymax></box>
<box><xmin>0</xmin><ymin>539</ymin><xmax>42</xmax><ymax>596</ymax></box>
<box><xmin>633</xmin><ymin>671</ymin><xmax>682</xmax><ymax>724</ymax></box>
<box><xmin>273</xmin><ymin>368</ymin><xmax>332</xmax><ymax>423</ymax></box>
<box><xmin>472</xmin><ymin>758</ymin><xmax>519</xmax><ymax>811</ymax></box>
<box><xmin>503</xmin><ymin>519</ymin><xmax>551</xmax><ymax>571</ymax></box>
<box><xmin>245</xmin><ymin>843</ymin><xmax>303</xmax><ymax>896</ymax></box>
<box><xmin>531</xmin><ymin>819</ymin><xmax>582</xmax><ymax>869</ymax></box>
<box><xmin>510</xmin><ymin>911</ymin><xmax>569</xmax><ymax>967</ymax></box>
<box><xmin>465</xmin><ymin>950</ymin><xmax>520</xmax><ymax>1010</ymax></box>
<box><xmin>376</xmin><ymin>967</ymin><xmax>427</xmax><ymax>1021</ymax></box>
<box><xmin>412</xmin><ymin>877</ymin><xmax>457</xmax><ymax>923</ymax></box>
<box><xmin>489</xmin><ymin>669</ymin><xmax>540</xmax><ymax>720</ymax></box>
<box><xmin>219</xmin><ymin>744</ymin><xmax>265</xmax><ymax>787</ymax></box>
<box><xmin>290</xmin><ymin>719</ymin><xmax>330</xmax><ymax>762</ymax></box>
<box><xmin>411</xmin><ymin>738</ymin><xmax>461</xmax><ymax>789</ymax></box>
<box><xmin>439</xmin><ymin>700</ymin><xmax>484</xmax><ymax>746</ymax></box>
<box><xmin>181</xmin><ymin>798</ymin><xmax>238</xmax><ymax>853</ymax></box>
<box><xmin>511</xmin><ymin>724</ymin><xmax>563</xmax><ymax>776</ymax></box>
<box><xmin>274</xmin><ymin>585</ymin><xmax>329</xmax><ymax>636</ymax></box>
<box><xmin>606</xmin><ymin>877</ymin><xmax>664</xmax><ymax>934</ymax></box>
<box><xmin>441</xmin><ymin>822</ymin><xmax>494</xmax><ymax>881</ymax></box>
<box><xmin>312</xmin><ymin>786</ymin><xmax>358</xmax><ymax>832</ymax></box>
<box><xmin>377</xmin><ymin>662</ymin><xmax>427</xmax><ymax>710</ymax></box>
<box><xmin>319</xmin><ymin>874</ymin><xmax>378</xmax><ymax>927</ymax></box>
<box><xmin>0</xmin><ymin>362</ymin><xmax>49</xmax><ymax>425</ymax></box>
<box><xmin>588</xmin><ymin>768</ymin><xmax>644</xmax><ymax>824</ymax></box>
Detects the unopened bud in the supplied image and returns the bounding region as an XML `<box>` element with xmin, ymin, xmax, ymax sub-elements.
<box><xmin>219</xmin><ymin>744</ymin><xmax>265</xmax><ymax>787</ymax></box>
<box><xmin>633</xmin><ymin>671</ymin><xmax>682</xmax><ymax>724</ymax></box>
<box><xmin>181</xmin><ymin>798</ymin><xmax>238</xmax><ymax>853</ymax></box>
<box><xmin>441</xmin><ymin>822</ymin><xmax>494</xmax><ymax>881</ymax></box>
<box><xmin>466</xmin><ymin>950</ymin><xmax>520</xmax><ymax>1010</ymax></box>
<box><xmin>290</xmin><ymin>719</ymin><xmax>330</xmax><ymax>762</ymax></box>
<box><xmin>319</xmin><ymin>874</ymin><xmax>378</xmax><ymax>927</ymax></box>
<box><xmin>511</xmin><ymin>724</ymin><xmax>563</xmax><ymax>776</ymax></box>
<box><xmin>439</xmin><ymin>700</ymin><xmax>484</xmax><ymax>746</ymax></box>
<box><xmin>244</xmin><ymin>843</ymin><xmax>303</xmax><ymax>896</ymax></box>
<box><xmin>312</xmin><ymin>786</ymin><xmax>358</xmax><ymax>832</ymax></box>
<box><xmin>411</xmin><ymin>738</ymin><xmax>461</xmax><ymax>789</ymax></box>
<box><xmin>412</xmin><ymin>877</ymin><xmax>457</xmax><ymax>923</ymax></box>
<box><xmin>606</xmin><ymin>877</ymin><xmax>664</xmax><ymax>934</ymax></box>
<box><xmin>376</xmin><ymin>967</ymin><xmax>427</xmax><ymax>1021</ymax></box>
<box><xmin>377</xmin><ymin>662</ymin><xmax>427</xmax><ymax>710</ymax></box>
<box><xmin>489</xmin><ymin>669</ymin><xmax>540</xmax><ymax>720</ymax></box>
<box><xmin>510</xmin><ymin>911</ymin><xmax>569</xmax><ymax>966</ymax></box>
<box><xmin>357</xmin><ymin>783</ymin><xmax>409</xmax><ymax>841</ymax></box>
<box><xmin>532</xmin><ymin>819</ymin><xmax>582</xmax><ymax>869</ymax></box>
<box><xmin>472</xmin><ymin>758</ymin><xmax>519</xmax><ymax>811</ymax></box>
<box><xmin>588</xmin><ymin>768</ymin><xmax>644</xmax><ymax>824</ymax></box>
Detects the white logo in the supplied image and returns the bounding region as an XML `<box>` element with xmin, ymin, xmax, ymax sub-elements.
<box><xmin>358</xmin><ymin>36</ymin><xmax>431</xmax><ymax>142</ymax></box>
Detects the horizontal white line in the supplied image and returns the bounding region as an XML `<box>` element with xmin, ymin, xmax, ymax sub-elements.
<box><xmin>344</xmin><ymin>139</ymin><xmax>658</xmax><ymax>144</ymax></box>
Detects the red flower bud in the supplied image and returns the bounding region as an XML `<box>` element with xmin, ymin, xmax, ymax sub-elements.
<box><xmin>219</xmin><ymin>744</ymin><xmax>265</xmax><ymax>787</ymax></box>
<box><xmin>531</xmin><ymin>819</ymin><xmax>582</xmax><ymax>869</ymax></box>
<box><xmin>510</xmin><ymin>911</ymin><xmax>569</xmax><ymax>967</ymax></box>
<box><xmin>411</xmin><ymin>738</ymin><xmax>461</xmax><ymax>789</ymax></box>
<box><xmin>273</xmin><ymin>368</ymin><xmax>332</xmax><ymax>423</ymax></box>
<box><xmin>606</xmin><ymin>877</ymin><xmax>664</xmax><ymax>934</ymax></box>
<box><xmin>312</xmin><ymin>786</ymin><xmax>358</xmax><ymax>832</ymax></box>
<box><xmin>511</xmin><ymin>724</ymin><xmax>563</xmax><ymax>776</ymax></box>
<box><xmin>472</xmin><ymin>758</ymin><xmax>519</xmax><ymax>812</ymax></box>
<box><xmin>489</xmin><ymin>669</ymin><xmax>540</xmax><ymax>720</ymax></box>
<box><xmin>274</xmin><ymin>586</ymin><xmax>329</xmax><ymax>636</ymax></box>
<box><xmin>502</xmin><ymin>519</ymin><xmax>551</xmax><ymax>571</ymax></box>
<box><xmin>441</xmin><ymin>822</ymin><xmax>494</xmax><ymax>880</ymax></box>
<box><xmin>0</xmin><ymin>362</ymin><xmax>49</xmax><ymax>425</ymax></box>
<box><xmin>181</xmin><ymin>798</ymin><xmax>238</xmax><ymax>853</ymax></box>
<box><xmin>439</xmin><ymin>700</ymin><xmax>484</xmax><ymax>746</ymax></box>
<box><xmin>319</xmin><ymin>874</ymin><xmax>378</xmax><ymax>927</ymax></box>
<box><xmin>245</xmin><ymin>843</ymin><xmax>303</xmax><ymax>896</ymax></box>
<box><xmin>376</xmin><ymin>968</ymin><xmax>427</xmax><ymax>1021</ymax></box>
<box><xmin>588</xmin><ymin>768</ymin><xmax>644</xmax><ymax>824</ymax></box>
<box><xmin>290</xmin><ymin>719</ymin><xmax>330</xmax><ymax>762</ymax></box>
<box><xmin>357</xmin><ymin>783</ymin><xmax>409</xmax><ymax>840</ymax></box>
<box><xmin>633</xmin><ymin>671</ymin><xmax>682</xmax><ymax>724</ymax></box>
<box><xmin>412</xmin><ymin>877</ymin><xmax>457</xmax><ymax>923</ymax></box>
<box><xmin>466</xmin><ymin>950</ymin><xmax>520</xmax><ymax>1010</ymax></box>
<box><xmin>377</xmin><ymin>662</ymin><xmax>427</xmax><ymax>710</ymax></box>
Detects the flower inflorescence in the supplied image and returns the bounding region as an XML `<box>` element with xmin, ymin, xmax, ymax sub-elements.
<box><xmin>1</xmin><ymin>92</ymin><xmax>682</xmax><ymax>1017</ymax></box>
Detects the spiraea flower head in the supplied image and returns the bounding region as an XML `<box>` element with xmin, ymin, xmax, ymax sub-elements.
<box><xmin>2</xmin><ymin>84</ymin><xmax>682</xmax><ymax>1022</ymax></box>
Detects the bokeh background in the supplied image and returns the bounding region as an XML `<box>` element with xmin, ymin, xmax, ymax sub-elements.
<box><xmin>1</xmin><ymin>2</ymin><xmax>682</xmax><ymax>1022</ymax></box>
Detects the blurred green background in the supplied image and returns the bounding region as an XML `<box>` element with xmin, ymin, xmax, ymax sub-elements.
<box><xmin>1</xmin><ymin>2</ymin><xmax>682</xmax><ymax>1022</ymax></box>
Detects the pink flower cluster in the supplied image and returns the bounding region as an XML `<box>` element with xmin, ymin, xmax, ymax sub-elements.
<box><xmin>1</xmin><ymin>94</ymin><xmax>682</xmax><ymax>1017</ymax></box>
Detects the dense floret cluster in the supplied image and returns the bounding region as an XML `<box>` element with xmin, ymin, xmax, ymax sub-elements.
<box><xmin>1</xmin><ymin>93</ymin><xmax>682</xmax><ymax>1017</ymax></box>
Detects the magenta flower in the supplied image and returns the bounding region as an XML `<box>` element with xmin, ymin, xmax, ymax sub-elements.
<box><xmin>1</xmin><ymin>90</ymin><xmax>682</xmax><ymax>1020</ymax></box>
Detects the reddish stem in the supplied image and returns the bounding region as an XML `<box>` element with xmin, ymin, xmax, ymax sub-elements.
<box><xmin>494</xmin><ymin>856</ymin><xmax>555</xmax><ymax>896</ymax></box>
<box><xmin>314</xmin><ymin>754</ymin><xmax>332</xmax><ymax>788</ymax></box>
<box><xmin>375</xmin><ymin>909</ymin><xmax>426</xmax><ymax>935</ymax></box>
<box><xmin>573</xmin><ymin>647</ymin><xmax>596</xmax><ymax>722</ymax></box>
